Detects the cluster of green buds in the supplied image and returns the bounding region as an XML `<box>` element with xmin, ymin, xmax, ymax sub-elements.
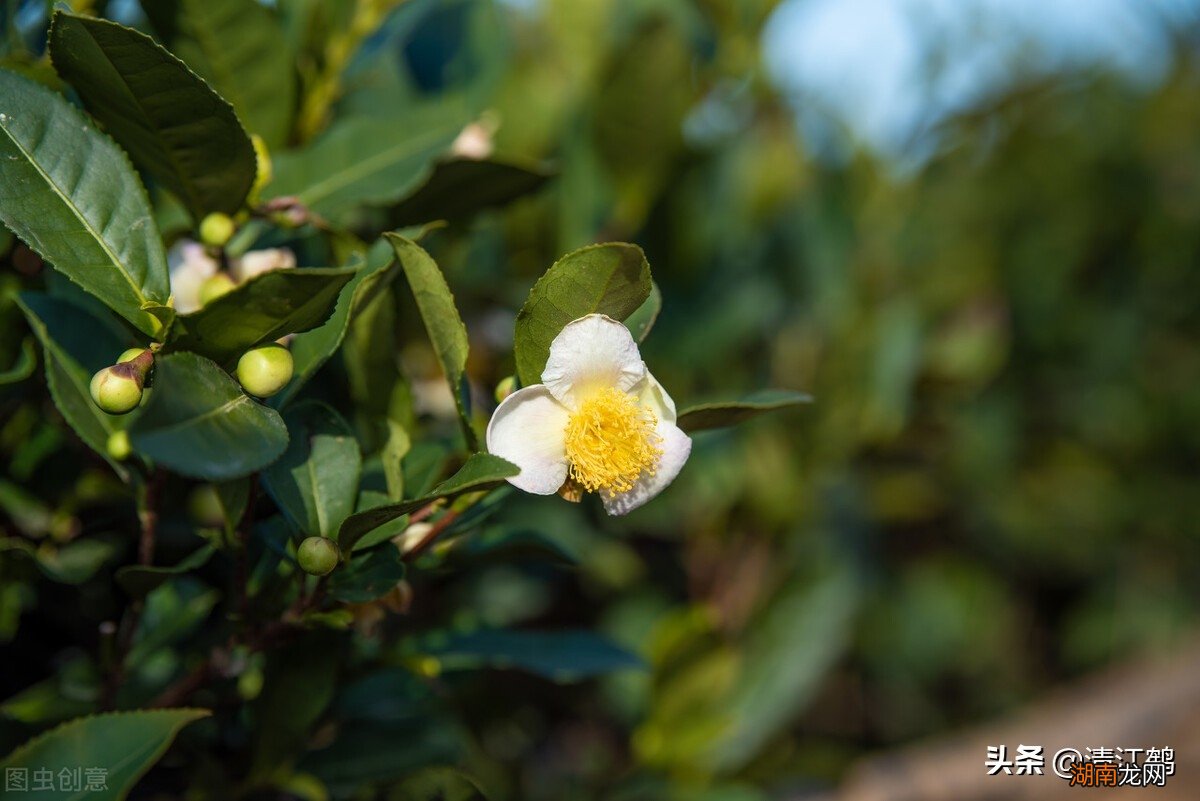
<box><xmin>88</xmin><ymin>342</ymin><xmax>295</xmax><ymax>460</ymax></box>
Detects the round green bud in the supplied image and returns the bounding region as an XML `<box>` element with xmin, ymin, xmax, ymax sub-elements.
<box><xmin>198</xmin><ymin>273</ymin><xmax>236</xmax><ymax>306</ymax></box>
<box><xmin>199</xmin><ymin>212</ymin><xmax>236</xmax><ymax>247</ymax></box>
<box><xmin>237</xmin><ymin>343</ymin><xmax>294</xmax><ymax>398</ymax></box>
<box><xmin>118</xmin><ymin>347</ymin><xmax>147</xmax><ymax>363</ymax></box>
<box><xmin>90</xmin><ymin>365</ymin><xmax>143</xmax><ymax>414</ymax></box>
<box><xmin>297</xmin><ymin>536</ymin><xmax>339</xmax><ymax>576</ymax></box>
<box><xmin>494</xmin><ymin>375</ymin><xmax>516</xmax><ymax>403</ymax></box>
<box><xmin>106</xmin><ymin>430</ymin><xmax>132</xmax><ymax>460</ymax></box>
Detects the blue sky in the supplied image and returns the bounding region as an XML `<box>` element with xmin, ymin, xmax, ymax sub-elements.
<box><xmin>762</xmin><ymin>0</ymin><xmax>1200</xmax><ymax>160</ymax></box>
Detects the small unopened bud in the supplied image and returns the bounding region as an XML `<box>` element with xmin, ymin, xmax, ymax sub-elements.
<box><xmin>297</xmin><ymin>536</ymin><xmax>339</xmax><ymax>576</ymax></box>
<box><xmin>237</xmin><ymin>343</ymin><xmax>294</xmax><ymax>398</ymax></box>
<box><xmin>494</xmin><ymin>375</ymin><xmax>516</xmax><ymax>403</ymax></box>
<box><xmin>199</xmin><ymin>212</ymin><xmax>235</xmax><ymax>247</ymax></box>
<box><xmin>198</xmin><ymin>273</ymin><xmax>236</xmax><ymax>306</ymax></box>
<box><xmin>106</xmin><ymin>430</ymin><xmax>132</xmax><ymax>460</ymax></box>
<box><xmin>90</xmin><ymin>363</ymin><xmax>144</xmax><ymax>414</ymax></box>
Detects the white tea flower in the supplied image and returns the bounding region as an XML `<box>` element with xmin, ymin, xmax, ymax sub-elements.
<box><xmin>486</xmin><ymin>314</ymin><xmax>691</xmax><ymax>515</ymax></box>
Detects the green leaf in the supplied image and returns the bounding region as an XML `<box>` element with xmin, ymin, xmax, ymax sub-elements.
<box><xmin>0</xmin><ymin>336</ymin><xmax>35</xmax><ymax>385</ymax></box>
<box><xmin>624</xmin><ymin>281</ymin><xmax>662</xmax><ymax>343</ymax></box>
<box><xmin>214</xmin><ymin>478</ymin><xmax>250</xmax><ymax>534</ymax></box>
<box><xmin>676</xmin><ymin>390</ymin><xmax>814</xmax><ymax>433</ymax></box>
<box><xmin>141</xmin><ymin>0</ymin><xmax>294</xmax><ymax>148</ymax></box>
<box><xmin>48</xmin><ymin>12</ymin><xmax>257</xmax><ymax>220</ymax></box>
<box><xmin>390</xmin><ymin>157</ymin><xmax>551</xmax><ymax>227</ymax></box>
<box><xmin>115</xmin><ymin>544</ymin><xmax>215</xmax><ymax>598</ymax></box>
<box><xmin>386</xmin><ymin>233</ymin><xmax>475</xmax><ymax>449</ymax></box>
<box><xmin>128</xmin><ymin>579</ymin><xmax>220</xmax><ymax>666</ymax></box>
<box><xmin>167</xmin><ymin>266</ymin><xmax>357</xmax><ymax>366</ymax></box>
<box><xmin>393</xmin><ymin>767</ymin><xmax>488</xmax><ymax>801</ymax></box>
<box><xmin>262</xmin><ymin>402</ymin><xmax>362</xmax><ymax>539</ymax></box>
<box><xmin>270</xmin><ymin>110</ymin><xmax>464</xmax><ymax>219</ymax></box>
<box><xmin>35</xmin><ymin>539</ymin><xmax>118</xmax><ymax>585</ymax></box>
<box><xmin>417</xmin><ymin>629</ymin><xmax>643</xmax><ymax>682</ymax></box>
<box><xmin>251</xmin><ymin>633</ymin><xmax>340</xmax><ymax>779</ymax></box>
<box><xmin>710</xmin><ymin>570</ymin><xmax>858</xmax><ymax>771</ymax></box>
<box><xmin>128</xmin><ymin>352</ymin><xmax>288</xmax><ymax>480</ymax></box>
<box><xmin>0</xmin><ymin>708</ymin><xmax>209</xmax><ymax>801</ymax></box>
<box><xmin>382</xmin><ymin>420</ymin><xmax>411</xmax><ymax>502</ymax></box>
<box><xmin>338</xmin><ymin>453</ymin><xmax>518</xmax><ymax>551</ymax></box>
<box><xmin>328</xmin><ymin>544</ymin><xmax>405</xmax><ymax>604</ymax></box>
<box><xmin>273</xmin><ymin>246</ymin><xmax>396</xmax><ymax>408</ymax></box>
<box><xmin>0</xmin><ymin>69</ymin><xmax>170</xmax><ymax>336</ymax></box>
<box><xmin>16</xmin><ymin>292</ymin><xmax>134</xmax><ymax>479</ymax></box>
<box><xmin>513</xmin><ymin>243</ymin><xmax>652</xmax><ymax>386</ymax></box>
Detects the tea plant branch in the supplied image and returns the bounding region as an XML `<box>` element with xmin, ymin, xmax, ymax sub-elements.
<box><xmin>149</xmin><ymin>576</ymin><xmax>325</xmax><ymax>709</ymax></box>
<box><xmin>102</xmin><ymin>468</ymin><xmax>164</xmax><ymax>708</ymax></box>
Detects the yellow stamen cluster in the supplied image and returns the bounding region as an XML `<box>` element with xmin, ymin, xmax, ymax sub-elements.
<box><xmin>563</xmin><ymin>386</ymin><xmax>661</xmax><ymax>496</ymax></box>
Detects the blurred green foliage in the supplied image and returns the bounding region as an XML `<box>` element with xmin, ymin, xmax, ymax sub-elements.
<box><xmin>1</xmin><ymin>0</ymin><xmax>1199</xmax><ymax>799</ymax></box>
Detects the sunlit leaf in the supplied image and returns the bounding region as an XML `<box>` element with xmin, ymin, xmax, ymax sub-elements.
<box><xmin>387</xmin><ymin>232</ymin><xmax>475</xmax><ymax>449</ymax></box>
<box><xmin>0</xmin><ymin>69</ymin><xmax>169</xmax><ymax>336</ymax></box>
<box><xmin>263</xmin><ymin>402</ymin><xmax>362</xmax><ymax>538</ymax></box>
<box><xmin>513</xmin><ymin>243</ymin><xmax>651</xmax><ymax>386</ymax></box>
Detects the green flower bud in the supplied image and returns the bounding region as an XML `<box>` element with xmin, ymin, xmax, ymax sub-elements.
<box><xmin>494</xmin><ymin>375</ymin><xmax>516</xmax><ymax>403</ymax></box>
<box><xmin>199</xmin><ymin>212</ymin><xmax>236</xmax><ymax>247</ymax></box>
<box><xmin>297</xmin><ymin>536</ymin><xmax>339</xmax><ymax>576</ymax></box>
<box><xmin>118</xmin><ymin>347</ymin><xmax>147</xmax><ymax>363</ymax></box>
<box><xmin>106</xmin><ymin>430</ymin><xmax>131</xmax><ymax>460</ymax></box>
<box><xmin>237</xmin><ymin>343</ymin><xmax>294</xmax><ymax>398</ymax></box>
<box><xmin>90</xmin><ymin>364</ymin><xmax>144</xmax><ymax>414</ymax></box>
<box><xmin>198</xmin><ymin>273</ymin><xmax>236</xmax><ymax>306</ymax></box>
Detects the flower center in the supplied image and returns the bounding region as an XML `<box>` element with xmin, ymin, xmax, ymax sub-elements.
<box><xmin>563</xmin><ymin>386</ymin><xmax>661</xmax><ymax>496</ymax></box>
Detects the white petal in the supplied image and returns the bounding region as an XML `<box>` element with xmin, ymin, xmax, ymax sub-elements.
<box><xmin>602</xmin><ymin>422</ymin><xmax>692</xmax><ymax>516</ymax></box>
<box><xmin>485</xmin><ymin>384</ymin><xmax>571</xmax><ymax>495</ymax></box>
<box><xmin>167</xmin><ymin>241</ymin><xmax>218</xmax><ymax>314</ymax></box>
<box><xmin>542</xmin><ymin>314</ymin><xmax>646</xmax><ymax>408</ymax></box>
<box><xmin>635</xmin><ymin>370</ymin><xmax>677</xmax><ymax>425</ymax></box>
<box><xmin>232</xmin><ymin>247</ymin><xmax>296</xmax><ymax>282</ymax></box>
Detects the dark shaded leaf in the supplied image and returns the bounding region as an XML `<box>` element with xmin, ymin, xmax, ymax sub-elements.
<box><xmin>338</xmin><ymin>453</ymin><xmax>517</xmax><ymax>551</ymax></box>
<box><xmin>115</xmin><ymin>544</ymin><xmax>216</xmax><ymax>598</ymax></box>
<box><xmin>16</xmin><ymin>292</ymin><xmax>134</xmax><ymax>479</ymax></box>
<box><xmin>329</xmin><ymin>545</ymin><xmax>405</xmax><ymax>604</ymax></box>
<box><xmin>0</xmin><ymin>708</ymin><xmax>209</xmax><ymax>800</ymax></box>
<box><xmin>418</xmin><ymin>629</ymin><xmax>643</xmax><ymax>682</ymax></box>
<box><xmin>167</xmin><ymin>266</ymin><xmax>357</xmax><ymax>366</ymax></box>
<box><xmin>141</xmin><ymin>0</ymin><xmax>294</xmax><ymax>147</ymax></box>
<box><xmin>48</xmin><ymin>12</ymin><xmax>256</xmax><ymax>220</ymax></box>
<box><xmin>128</xmin><ymin>352</ymin><xmax>288</xmax><ymax>480</ymax></box>
<box><xmin>676</xmin><ymin>390</ymin><xmax>813</xmax><ymax>433</ymax></box>
<box><xmin>390</xmin><ymin>157</ymin><xmax>551</xmax><ymax>226</ymax></box>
